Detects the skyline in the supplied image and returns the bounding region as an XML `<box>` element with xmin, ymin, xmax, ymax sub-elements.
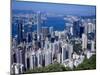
<box><xmin>11</xmin><ymin>1</ymin><xmax>96</xmax><ymax>74</ymax></box>
<box><xmin>12</xmin><ymin>0</ymin><xmax>96</xmax><ymax>16</ymax></box>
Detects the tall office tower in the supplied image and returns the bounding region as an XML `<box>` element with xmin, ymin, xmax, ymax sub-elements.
<box><xmin>21</xmin><ymin>49</ymin><xmax>26</xmax><ymax>71</ymax></box>
<box><xmin>73</xmin><ymin>20</ymin><xmax>80</xmax><ymax>37</ymax></box>
<box><xmin>32</xmin><ymin>32</ymin><xmax>37</xmax><ymax>41</ymax></box>
<box><xmin>91</xmin><ymin>40</ymin><xmax>95</xmax><ymax>52</ymax></box>
<box><xmin>36</xmin><ymin>49</ymin><xmax>42</xmax><ymax>67</ymax></box>
<box><xmin>57</xmin><ymin>53</ymin><xmax>61</xmax><ymax>63</ymax></box>
<box><xmin>27</xmin><ymin>32</ymin><xmax>32</xmax><ymax>43</ymax></box>
<box><xmin>40</xmin><ymin>33</ymin><xmax>44</xmax><ymax>41</ymax></box>
<box><xmin>18</xmin><ymin>49</ymin><xmax>25</xmax><ymax>73</ymax></box>
<box><xmin>53</xmin><ymin>41</ymin><xmax>60</xmax><ymax>55</ymax></box>
<box><xmin>29</xmin><ymin>51</ymin><xmax>36</xmax><ymax>70</ymax></box>
<box><xmin>30</xmin><ymin>50</ymin><xmax>39</xmax><ymax>69</ymax></box>
<box><xmin>32</xmin><ymin>33</ymin><xmax>35</xmax><ymax>44</ymax></box>
<box><xmin>41</xmin><ymin>50</ymin><xmax>45</xmax><ymax>67</ymax></box>
<box><xmin>22</xmin><ymin>18</ymin><xmax>26</xmax><ymax>43</ymax></box>
<box><xmin>17</xmin><ymin>17</ymin><xmax>23</xmax><ymax>44</ymax></box>
<box><xmin>25</xmin><ymin>49</ymin><xmax>36</xmax><ymax>70</ymax></box>
<box><xmin>45</xmin><ymin>50</ymin><xmax>52</xmax><ymax>66</ymax></box>
<box><xmin>36</xmin><ymin>11</ymin><xmax>42</xmax><ymax>40</ymax></box>
<box><xmin>26</xmin><ymin>17</ymin><xmax>33</xmax><ymax>43</ymax></box>
<box><xmin>79</xmin><ymin>26</ymin><xmax>84</xmax><ymax>38</ymax></box>
<box><xmin>11</xmin><ymin>48</ymin><xmax>17</xmax><ymax>64</ymax></box>
<box><xmin>25</xmin><ymin>52</ymin><xmax>28</xmax><ymax>70</ymax></box>
<box><xmin>49</xmin><ymin>27</ymin><xmax>54</xmax><ymax>37</ymax></box>
<box><xmin>84</xmin><ymin>23</ymin><xmax>88</xmax><ymax>34</ymax></box>
<box><xmin>52</xmin><ymin>43</ymin><xmax>55</xmax><ymax>58</ymax></box>
<box><xmin>32</xmin><ymin>54</ymin><xmax>36</xmax><ymax>68</ymax></box>
<box><xmin>12</xmin><ymin>45</ymin><xmax>25</xmax><ymax>72</ymax></box>
<box><xmin>92</xmin><ymin>23</ymin><xmax>95</xmax><ymax>33</ymax></box>
<box><xmin>44</xmin><ymin>37</ymin><xmax>50</xmax><ymax>50</ymax></box>
<box><xmin>70</xmin><ymin>25</ymin><xmax>73</xmax><ymax>36</ymax></box>
<box><xmin>61</xmin><ymin>44</ymin><xmax>68</xmax><ymax>63</ymax></box>
<box><xmin>29</xmin><ymin>55</ymin><xmax>33</xmax><ymax>70</ymax></box>
<box><xmin>40</xmin><ymin>33</ymin><xmax>45</xmax><ymax>48</ymax></box>
<box><xmin>82</xmin><ymin>33</ymin><xmax>87</xmax><ymax>51</ymax></box>
<box><xmin>68</xmin><ymin>44</ymin><xmax>73</xmax><ymax>60</ymax></box>
<box><xmin>22</xmin><ymin>27</ymin><xmax>26</xmax><ymax>43</ymax></box>
<box><xmin>41</xmin><ymin>27</ymin><xmax>49</xmax><ymax>39</ymax></box>
<box><xmin>87</xmin><ymin>23</ymin><xmax>94</xmax><ymax>33</ymax></box>
<box><xmin>49</xmin><ymin>43</ymin><xmax>54</xmax><ymax>63</ymax></box>
<box><xmin>29</xmin><ymin>16</ymin><xmax>33</xmax><ymax>32</ymax></box>
<box><xmin>12</xmin><ymin>37</ymin><xmax>17</xmax><ymax>48</ymax></box>
<box><xmin>49</xmin><ymin>42</ymin><xmax>53</xmax><ymax>51</ymax></box>
<box><xmin>15</xmin><ymin>48</ymin><xmax>20</xmax><ymax>64</ymax></box>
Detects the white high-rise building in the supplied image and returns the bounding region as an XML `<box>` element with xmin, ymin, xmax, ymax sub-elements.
<box><xmin>84</xmin><ymin>23</ymin><xmax>88</xmax><ymax>34</ymax></box>
<box><xmin>45</xmin><ymin>50</ymin><xmax>52</xmax><ymax>66</ymax></box>
<box><xmin>44</xmin><ymin>37</ymin><xmax>50</xmax><ymax>50</ymax></box>
<box><xmin>82</xmin><ymin>33</ymin><xmax>87</xmax><ymax>50</ymax></box>
<box><xmin>91</xmin><ymin>40</ymin><xmax>95</xmax><ymax>52</ymax></box>
<box><xmin>68</xmin><ymin>44</ymin><xmax>73</xmax><ymax>60</ymax></box>
<box><xmin>52</xmin><ymin>41</ymin><xmax>60</xmax><ymax>55</ymax></box>
<box><xmin>12</xmin><ymin>37</ymin><xmax>17</xmax><ymax>48</ymax></box>
<box><xmin>57</xmin><ymin>53</ymin><xmax>61</xmax><ymax>63</ymax></box>
<box><xmin>36</xmin><ymin>49</ymin><xmax>42</xmax><ymax>67</ymax></box>
<box><xmin>87</xmin><ymin>23</ymin><xmax>94</xmax><ymax>33</ymax></box>
<box><xmin>29</xmin><ymin>51</ymin><xmax>36</xmax><ymax>69</ymax></box>
<box><xmin>30</xmin><ymin>54</ymin><xmax>33</xmax><ymax>69</ymax></box>
<box><xmin>19</xmin><ymin>50</ymin><xmax>22</xmax><ymax>64</ymax></box>
<box><xmin>70</xmin><ymin>26</ymin><xmax>73</xmax><ymax>35</ymax></box>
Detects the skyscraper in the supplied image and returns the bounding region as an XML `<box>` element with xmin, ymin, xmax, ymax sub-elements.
<box><xmin>84</xmin><ymin>22</ymin><xmax>94</xmax><ymax>34</ymax></box>
<box><xmin>61</xmin><ymin>44</ymin><xmax>68</xmax><ymax>63</ymax></box>
<box><xmin>57</xmin><ymin>53</ymin><xmax>61</xmax><ymax>63</ymax></box>
<box><xmin>84</xmin><ymin>23</ymin><xmax>88</xmax><ymax>34</ymax></box>
<box><xmin>68</xmin><ymin>44</ymin><xmax>73</xmax><ymax>60</ymax></box>
<box><xmin>49</xmin><ymin>27</ymin><xmax>53</xmax><ymax>35</ymax></box>
<box><xmin>82</xmin><ymin>33</ymin><xmax>87</xmax><ymax>51</ymax></box>
<box><xmin>91</xmin><ymin>40</ymin><xmax>95</xmax><ymax>52</ymax></box>
<box><xmin>79</xmin><ymin>26</ymin><xmax>84</xmax><ymax>38</ymax></box>
<box><xmin>87</xmin><ymin>23</ymin><xmax>94</xmax><ymax>33</ymax></box>
<box><xmin>27</xmin><ymin>17</ymin><xmax>33</xmax><ymax>43</ymax></box>
<box><xmin>36</xmin><ymin>49</ymin><xmax>42</xmax><ymax>67</ymax></box>
<box><xmin>45</xmin><ymin>50</ymin><xmax>52</xmax><ymax>66</ymax></box>
<box><xmin>41</xmin><ymin>27</ymin><xmax>49</xmax><ymax>39</ymax></box>
<box><xmin>17</xmin><ymin>17</ymin><xmax>23</xmax><ymax>44</ymax></box>
<box><xmin>70</xmin><ymin>26</ymin><xmax>73</xmax><ymax>36</ymax></box>
<box><xmin>73</xmin><ymin>20</ymin><xmax>80</xmax><ymax>37</ymax></box>
<box><xmin>37</xmin><ymin>11</ymin><xmax>42</xmax><ymax>40</ymax></box>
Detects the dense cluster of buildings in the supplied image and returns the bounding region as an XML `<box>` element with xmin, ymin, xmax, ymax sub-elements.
<box><xmin>11</xmin><ymin>11</ymin><xmax>96</xmax><ymax>74</ymax></box>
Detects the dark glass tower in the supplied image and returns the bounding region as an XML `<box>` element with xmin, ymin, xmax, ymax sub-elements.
<box><xmin>17</xmin><ymin>18</ymin><xmax>23</xmax><ymax>44</ymax></box>
<box><xmin>73</xmin><ymin>20</ymin><xmax>80</xmax><ymax>37</ymax></box>
<box><xmin>80</xmin><ymin>26</ymin><xmax>84</xmax><ymax>38</ymax></box>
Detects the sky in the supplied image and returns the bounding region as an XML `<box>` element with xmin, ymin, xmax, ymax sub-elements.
<box><xmin>12</xmin><ymin>0</ymin><xmax>96</xmax><ymax>16</ymax></box>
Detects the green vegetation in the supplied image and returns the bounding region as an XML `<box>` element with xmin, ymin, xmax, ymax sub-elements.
<box><xmin>74</xmin><ymin>55</ymin><xmax>96</xmax><ymax>70</ymax></box>
<box><xmin>23</xmin><ymin>62</ymin><xmax>71</xmax><ymax>74</ymax></box>
<box><xmin>23</xmin><ymin>55</ymin><xmax>96</xmax><ymax>74</ymax></box>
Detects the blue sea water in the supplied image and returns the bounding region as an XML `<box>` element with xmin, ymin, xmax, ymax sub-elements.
<box><xmin>42</xmin><ymin>17</ymin><xmax>66</xmax><ymax>31</ymax></box>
